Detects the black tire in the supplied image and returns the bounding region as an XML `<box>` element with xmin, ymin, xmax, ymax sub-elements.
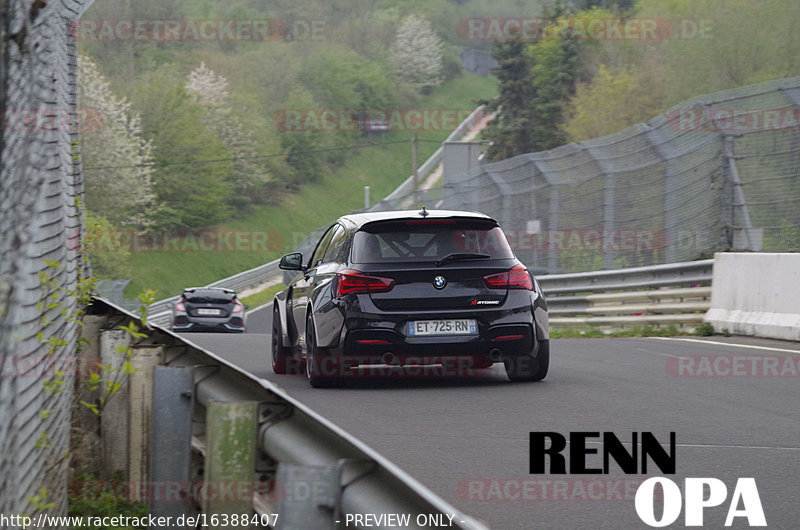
<box><xmin>504</xmin><ymin>340</ymin><xmax>549</xmax><ymax>382</ymax></box>
<box><xmin>305</xmin><ymin>314</ymin><xmax>338</xmax><ymax>388</ymax></box>
<box><xmin>271</xmin><ymin>305</ymin><xmax>291</xmax><ymax>374</ymax></box>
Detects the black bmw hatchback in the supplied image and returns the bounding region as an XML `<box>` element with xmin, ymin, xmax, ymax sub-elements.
<box><xmin>273</xmin><ymin>209</ymin><xmax>549</xmax><ymax>387</ymax></box>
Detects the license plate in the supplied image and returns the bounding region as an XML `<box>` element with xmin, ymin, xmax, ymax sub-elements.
<box><xmin>196</xmin><ymin>308</ymin><xmax>221</xmax><ymax>316</ymax></box>
<box><xmin>407</xmin><ymin>319</ymin><xmax>478</xmax><ymax>336</ymax></box>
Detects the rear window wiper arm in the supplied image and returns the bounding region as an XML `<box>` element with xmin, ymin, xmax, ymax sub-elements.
<box><xmin>435</xmin><ymin>253</ymin><xmax>491</xmax><ymax>266</ymax></box>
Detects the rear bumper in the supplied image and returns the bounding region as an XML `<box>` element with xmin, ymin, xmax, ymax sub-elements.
<box><xmin>343</xmin><ymin>322</ymin><xmax>534</xmax><ymax>359</ymax></box>
<box><xmin>310</xmin><ymin>287</ymin><xmax>547</xmax><ymax>362</ymax></box>
<box><xmin>172</xmin><ymin>314</ymin><xmax>245</xmax><ymax>333</ymax></box>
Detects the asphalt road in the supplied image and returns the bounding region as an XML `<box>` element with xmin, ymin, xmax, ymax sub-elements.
<box><xmin>181</xmin><ymin>305</ymin><xmax>800</xmax><ymax>529</ymax></box>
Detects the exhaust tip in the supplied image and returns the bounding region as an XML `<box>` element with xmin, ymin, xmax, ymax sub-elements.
<box><xmin>489</xmin><ymin>348</ymin><xmax>502</xmax><ymax>361</ymax></box>
<box><xmin>382</xmin><ymin>352</ymin><xmax>397</xmax><ymax>365</ymax></box>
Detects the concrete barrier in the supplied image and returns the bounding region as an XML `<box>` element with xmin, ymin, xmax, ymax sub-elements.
<box><xmin>705</xmin><ymin>253</ymin><xmax>800</xmax><ymax>341</ymax></box>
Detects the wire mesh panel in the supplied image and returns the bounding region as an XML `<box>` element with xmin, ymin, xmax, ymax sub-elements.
<box><xmin>423</xmin><ymin>77</ymin><xmax>800</xmax><ymax>272</ymax></box>
<box><xmin>0</xmin><ymin>0</ymin><xmax>94</xmax><ymax>519</ymax></box>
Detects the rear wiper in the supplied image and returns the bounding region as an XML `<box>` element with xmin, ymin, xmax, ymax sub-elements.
<box><xmin>436</xmin><ymin>253</ymin><xmax>491</xmax><ymax>266</ymax></box>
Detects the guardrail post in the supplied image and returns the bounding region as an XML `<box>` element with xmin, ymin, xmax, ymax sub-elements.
<box><xmin>274</xmin><ymin>463</ymin><xmax>339</xmax><ymax>530</ymax></box>
<box><xmin>150</xmin><ymin>366</ymin><xmax>195</xmax><ymax>524</ymax></box>
<box><xmin>128</xmin><ymin>345</ymin><xmax>164</xmax><ymax>499</ymax></box>
<box><xmin>203</xmin><ymin>401</ymin><xmax>258</xmax><ymax>525</ymax></box>
<box><xmin>99</xmin><ymin>328</ymin><xmax>130</xmax><ymax>479</ymax></box>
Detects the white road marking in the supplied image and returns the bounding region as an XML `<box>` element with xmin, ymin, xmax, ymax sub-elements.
<box><xmin>650</xmin><ymin>337</ymin><xmax>800</xmax><ymax>355</ymax></box>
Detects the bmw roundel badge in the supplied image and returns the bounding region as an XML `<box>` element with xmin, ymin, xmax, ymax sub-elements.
<box><xmin>433</xmin><ymin>275</ymin><xmax>447</xmax><ymax>289</ymax></box>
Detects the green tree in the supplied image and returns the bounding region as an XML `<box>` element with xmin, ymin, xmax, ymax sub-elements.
<box><xmin>296</xmin><ymin>47</ymin><xmax>398</xmax><ymax>168</ymax></box>
<box><xmin>186</xmin><ymin>63</ymin><xmax>271</xmax><ymax>209</ymax></box>
<box><xmin>483</xmin><ymin>39</ymin><xmax>538</xmax><ymax>161</ymax></box>
<box><xmin>300</xmin><ymin>47</ymin><xmax>397</xmax><ymax>110</ymax></box>
<box><xmin>133</xmin><ymin>71</ymin><xmax>234</xmax><ymax>228</ymax></box>
<box><xmin>562</xmin><ymin>65</ymin><xmax>661</xmax><ymax>141</ymax></box>
<box><xmin>78</xmin><ymin>55</ymin><xmax>158</xmax><ymax>227</ymax></box>
<box><xmin>278</xmin><ymin>86</ymin><xmax>324</xmax><ymax>188</ymax></box>
<box><xmin>484</xmin><ymin>2</ymin><xmax>585</xmax><ymax>160</ymax></box>
<box><xmin>390</xmin><ymin>14</ymin><xmax>444</xmax><ymax>93</ymax></box>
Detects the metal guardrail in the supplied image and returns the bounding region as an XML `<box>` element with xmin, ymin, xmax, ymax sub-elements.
<box><xmin>90</xmin><ymin>297</ymin><xmax>486</xmax><ymax>530</ymax></box>
<box><xmin>148</xmin><ymin>106</ymin><xmax>487</xmax><ymax>328</ymax></box>
<box><xmin>539</xmin><ymin>259</ymin><xmax>714</xmax><ymax>329</ymax></box>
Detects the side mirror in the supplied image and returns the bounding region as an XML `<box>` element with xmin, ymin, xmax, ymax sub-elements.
<box><xmin>279</xmin><ymin>252</ymin><xmax>304</xmax><ymax>271</ymax></box>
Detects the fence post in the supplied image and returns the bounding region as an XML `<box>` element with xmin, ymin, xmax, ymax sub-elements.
<box><xmin>485</xmin><ymin>168</ymin><xmax>514</xmax><ymax>230</ymax></box>
<box><xmin>532</xmin><ymin>158</ymin><xmax>560</xmax><ymax>273</ymax></box>
<box><xmin>581</xmin><ymin>145</ymin><xmax>617</xmax><ymax>269</ymax></box>
<box><xmin>640</xmin><ymin>123</ymin><xmax>680</xmax><ymax>263</ymax></box>
<box><xmin>723</xmin><ymin>134</ymin><xmax>757</xmax><ymax>250</ymax></box>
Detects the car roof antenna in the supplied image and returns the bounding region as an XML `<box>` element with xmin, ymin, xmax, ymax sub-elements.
<box><xmin>419</xmin><ymin>205</ymin><xmax>429</xmax><ymax>218</ymax></box>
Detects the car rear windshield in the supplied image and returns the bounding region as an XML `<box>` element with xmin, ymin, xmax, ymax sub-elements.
<box><xmin>351</xmin><ymin>219</ymin><xmax>515</xmax><ymax>264</ymax></box>
<box><xmin>183</xmin><ymin>289</ymin><xmax>235</xmax><ymax>303</ymax></box>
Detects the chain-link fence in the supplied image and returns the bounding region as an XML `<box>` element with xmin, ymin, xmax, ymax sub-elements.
<box><xmin>0</xmin><ymin>0</ymin><xmax>94</xmax><ymax>519</ymax></box>
<box><xmin>370</xmin><ymin>76</ymin><xmax>800</xmax><ymax>274</ymax></box>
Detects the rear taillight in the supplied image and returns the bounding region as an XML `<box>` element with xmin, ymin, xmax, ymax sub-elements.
<box><xmin>334</xmin><ymin>269</ymin><xmax>395</xmax><ymax>297</ymax></box>
<box><xmin>175</xmin><ymin>299</ymin><xmax>186</xmax><ymax>312</ymax></box>
<box><xmin>232</xmin><ymin>301</ymin><xmax>244</xmax><ymax>313</ymax></box>
<box><xmin>483</xmin><ymin>265</ymin><xmax>534</xmax><ymax>291</ymax></box>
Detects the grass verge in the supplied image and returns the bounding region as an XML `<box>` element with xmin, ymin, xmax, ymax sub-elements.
<box><xmin>241</xmin><ymin>283</ymin><xmax>285</xmax><ymax>310</ymax></box>
<box><xmin>550</xmin><ymin>325</ymin><xmax>684</xmax><ymax>338</ymax></box>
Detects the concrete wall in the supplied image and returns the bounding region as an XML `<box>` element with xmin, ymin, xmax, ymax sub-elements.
<box><xmin>705</xmin><ymin>253</ymin><xmax>800</xmax><ymax>341</ymax></box>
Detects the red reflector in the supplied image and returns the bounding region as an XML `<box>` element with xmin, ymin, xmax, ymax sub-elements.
<box><xmin>493</xmin><ymin>334</ymin><xmax>524</xmax><ymax>341</ymax></box>
<box><xmin>357</xmin><ymin>339</ymin><xmax>390</xmax><ymax>344</ymax></box>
